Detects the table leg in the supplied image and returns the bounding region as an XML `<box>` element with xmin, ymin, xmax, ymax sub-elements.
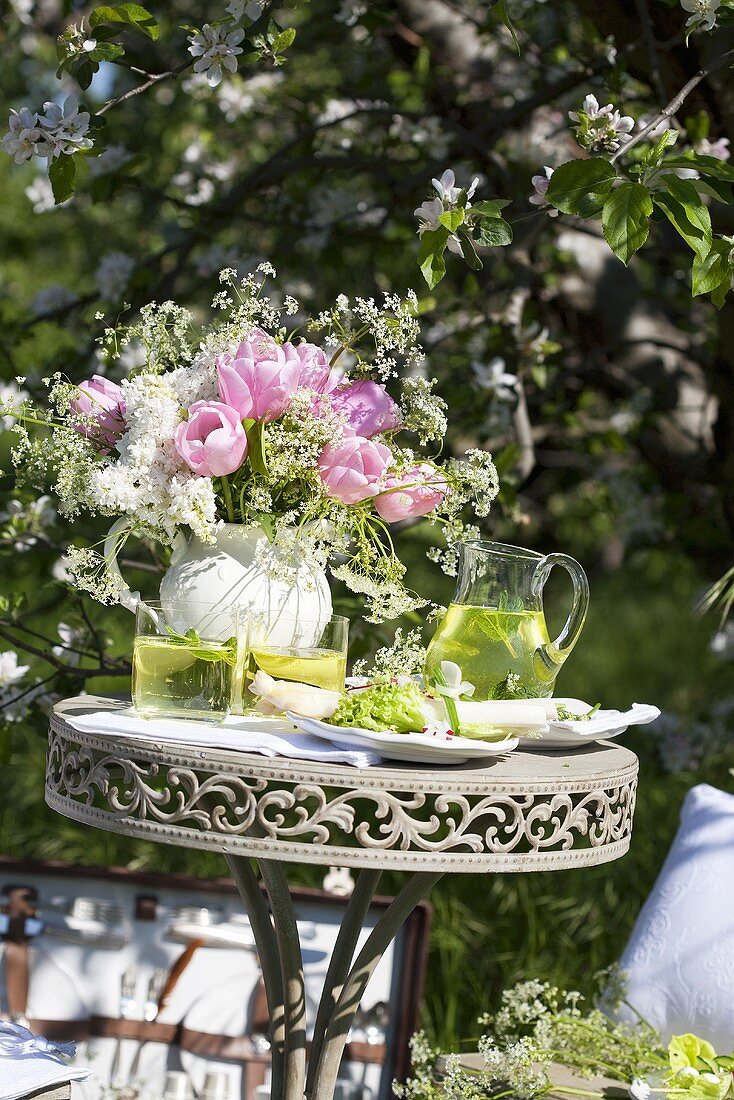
<box><xmin>225</xmin><ymin>855</ymin><xmax>286</xmax><ymax>1100</ymax></box>
<box><xmin>305</xmin><ymin>869</ymin><xmax>382</xmax><ymax>1097</ymax></box>
<box><xmin>308</xmin><ymin>870</ymin><xmax>444</xmax><ymax>1100</ymax></box>
<box><xmin>226</xmin><ymin>859</ymin><xmax>440</xmax><ymax>1100</ymax></box>
<box><xmin>259</xmin><ymin>859</ymin><xmax>308</xmax><ymax>1100</ymax></box>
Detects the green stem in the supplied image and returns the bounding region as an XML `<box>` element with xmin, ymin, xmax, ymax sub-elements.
<box><xmin>220</xmin><ymin>475</ymin><xmax>235</xmax><ymax>522</ymax></box>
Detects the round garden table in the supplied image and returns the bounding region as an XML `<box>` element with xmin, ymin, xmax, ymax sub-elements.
<box><xmin>46</xmin><ymin>697</ymin><xmax>638</xmax><ymax>1100</ymax></box>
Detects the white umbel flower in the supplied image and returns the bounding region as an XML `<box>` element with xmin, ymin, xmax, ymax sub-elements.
<box><xmin>188</xmin><ymin>24</ymin><xmax>245</xmax><ymax>88</ymax></box>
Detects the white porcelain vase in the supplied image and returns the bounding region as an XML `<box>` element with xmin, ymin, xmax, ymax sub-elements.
<box><xmin>104</xmin><ymin>519</ymin><xmax>333</xmax><ymax>642</ymax></box>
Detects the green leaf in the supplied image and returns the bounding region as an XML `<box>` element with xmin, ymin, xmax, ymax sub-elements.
<box><xmin>457</xmin><ymin>227</ymin><xmax>483</xmax><ymax>270</ymax></box>
<box><xmin>495</xmin><ymin>0</ymin><xmax>519</xmax><ymax>53</ymax></box>
<box><xmin>272</xmin><ymin>26</ymin><xmax>296</xmax><ymax>52</ymax></box>
<box><xmin>88</xmin><ymin>41</ymin><xmax>125</xmax><ymax>61</ymax></box>
<box><xmin>692</xmin><ymin>239</ymin><xmax>732</xmax><ymax>301</ymax></box>
<box><xmin>438</xmin><ymin>209</ymin><xmax>464</xmax><ymax>232</ymax></box>
<box><xmin>90</xmin><ymin>3</ymin><xmax>159</xmax><ymax>39</ymax></box>
<box><xmin>663</xmin><ymin>154</ymin><xmax>734</xmax><ymax>183</ymax></box>
<box><xmin>654</xmin><ymin>179</ymin><xmax>711</xmax><ymax>259</ymax></box>
<box><xmin>546</xmin><ymin>158</ymin><xmax>617</xmax><ymax>217</ymax></box>
<box><xmin>418</xmin><ymin>227</ymin><xmax>449</xmax><ymax>289</ymax></box>
<box><xmin>472</xmin><ymin>199</ymin><xmax>511</xmax><ymax>216</ymax></box>
<box><xmin>48</xmin><ymin>154</ymin><xmax>77</xmax><ymax>204</ymax></box>
<box><xmin>644</xmin><ymin>128</ymin><xmax>678</xmax><ymax>167</ymax></box>
<box><xmin>475</xmin><ymin>216</ymin><xmax>513</xmax><ymax>247</ymax></box>
<box><xmin>601</xmin><ymin>182</ymin><xmax>652</xmax><ymax>264</ymax></box>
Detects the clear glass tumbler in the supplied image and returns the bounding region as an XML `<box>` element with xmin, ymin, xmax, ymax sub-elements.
<box><xmin>132</xmin><ymin>601</ymin><xmax>238</xmax><ymax>723</ymax></box>
<box><xmin>240</xmin><ymin>612</ymin><xmax>349</xmax><ymax>713</ymax></box>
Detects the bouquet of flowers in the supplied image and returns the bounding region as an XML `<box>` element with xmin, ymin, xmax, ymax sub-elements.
<box><xmin>9</xmin><ymin>265</ymin><xmax>498</xmax><ymax>621</ymax></box>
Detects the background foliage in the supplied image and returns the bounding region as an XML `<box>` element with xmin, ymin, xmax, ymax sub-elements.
<box><xmin>2</xmin><ymin>0</ymin><xmax>734</xmax><ymax>1053</ymax></box>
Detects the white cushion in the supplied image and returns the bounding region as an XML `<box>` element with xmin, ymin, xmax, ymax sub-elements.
<box><xmin>618</xmin><ymin>783</ymin><xmax>734</xmax><ymax>1050</ymax></box>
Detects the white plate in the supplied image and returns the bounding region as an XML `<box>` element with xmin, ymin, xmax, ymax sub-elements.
<box><xmin>287</xmin><ymin>713</ymin><xmax>518</xmax><ymax>765</ymax></box>
<box><xmin>520</xmin><ymin>698</ymin><xmax>660</xmax><ymax>751</ymax></box>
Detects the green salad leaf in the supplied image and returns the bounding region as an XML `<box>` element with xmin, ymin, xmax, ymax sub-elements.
<box><xmin>331</xmin><ymin>680</ymin><xmax>428</xmax><ymax>733</ymax></box>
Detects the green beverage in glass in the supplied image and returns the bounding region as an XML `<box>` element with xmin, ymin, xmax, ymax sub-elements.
<box><xmin>424</xmin><ymin>541</ymin><xmax>589</xmax><ymax>700</ymax></box>
<box><xmin>132</xmin><ymin>601</ymin><xmax>237</xmax><ymax>723</ymax></box>
<box><xmin>241</xmin><ymin>614</ymin><xmax>349</xmax><ymax>713</ymax></box>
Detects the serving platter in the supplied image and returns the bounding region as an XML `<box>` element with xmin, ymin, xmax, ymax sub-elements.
<box><xmin>287</xmin><ymin>713</ymin><xmax>519</xmax><ymax>765</ymax></box>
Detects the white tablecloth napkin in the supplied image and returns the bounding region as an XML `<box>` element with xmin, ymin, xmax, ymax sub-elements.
<box><xmin>63</xmin><ymin>705</ymin><xmax>381</xmax><ymax>767</ymax></box>
<box><xmin>0</xmin><ymin>1058</ymin><xmax>91</xmax><ymax>1100</ymax></box>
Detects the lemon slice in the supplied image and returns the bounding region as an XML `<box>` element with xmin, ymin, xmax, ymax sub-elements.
<box><xmin>134</xmin><ymin>638</ymin><xmax>196</xmax><ymax>679</ymax></box>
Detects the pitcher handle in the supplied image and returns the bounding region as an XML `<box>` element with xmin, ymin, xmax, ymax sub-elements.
<box><xmin>103</xmin><ymin>518</ymin><xmax>141</xmax><ymax>614</ymax></box>
<box><xmin>532</xmin><ymin>552</ymin><xmax>589</xmax><ymax>668</ymax></box>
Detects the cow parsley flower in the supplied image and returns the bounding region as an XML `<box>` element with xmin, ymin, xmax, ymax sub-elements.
<box><xmin>188</xmin><ymin>24</ymin><xmax>245</xmax><ymax>88</ymax></box>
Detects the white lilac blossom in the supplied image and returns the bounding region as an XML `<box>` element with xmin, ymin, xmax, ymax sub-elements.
<box><xmin>188</xmin><ymin>24</ymin><xmax>245</xmax><ymax>88</ymax></box>
<box><xmin>569</xmin><ymin>93</ymin><xmax>634</xmax><ymax>153</ymax></box>
<box><xmin>37</xmin><ymin>95</ymin><xmax>93</xmax><ymax>157</ymax></box>
<box><xmin>529</xmin><ymin>166</ymin><xmax>558</xmax><ymax>216</ymax></box>
<box><xmin>94</xmin><ymin>252</ymin><xmax>135</xmax><ymax>302</ymax></box>
<box><xmin>681</xmin><ymin>0</ymin><xmax>721</xmax><ymax>32</ymax></box>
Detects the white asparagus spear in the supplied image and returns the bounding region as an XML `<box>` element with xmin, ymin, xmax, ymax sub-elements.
<box><xmin>250</xmin><ymin>671</ymin><xmax>342</xmax><ymax>719</ymax></box>
<box><xmin>422</xmin><ymin>697</ymin><xmax>549</xmax><ymax>730</ymax></box>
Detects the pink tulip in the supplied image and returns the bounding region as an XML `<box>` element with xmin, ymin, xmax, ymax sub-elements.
<box><xmin>70</xmin><ymin>375</ymin><xmax>126</xmax><ymax>451</ymax></box>
<box><xmin>174</xmin><ymin>401</ymin><xmax>248</xmax><ymax>478</ymax></box>
<box><xmin>374</xmin><ymin>463</ymin><xmax>447</xmax><ymax>522</ymax></box>
<box><xmin>317</xmin><ymin>435</ymin><xmax>392</xmax><ymax>505</ymax></box>
<box><xmin>282</xmin><ymin>340</ymin><xmax>339</xmax><ymax>393</ymax></box>
<box><xmin>217</xmin><ymin>329</ymin><xmax>301</xmax><ymax>422</ymax></box>
<box><xmin>329</xmin><ymin>380</ymin><xmax>401</xmax><ymax>438</ymax></box>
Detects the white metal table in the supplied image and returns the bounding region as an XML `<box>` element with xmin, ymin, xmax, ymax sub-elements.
<box><xmin>46</xmin><ymin>697</ymin><xmax>638</xmax><ymax>1100</ymax></box>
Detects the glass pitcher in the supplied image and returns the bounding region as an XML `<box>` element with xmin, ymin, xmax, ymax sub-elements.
<box><xmin>424</xmin><ymin>540</ymin><xmax>589</xmax><ymax>700</ymax></box>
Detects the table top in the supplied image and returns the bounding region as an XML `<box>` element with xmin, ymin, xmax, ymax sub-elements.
<box><xmin>46</xmin><ymin>697</ymin><xmax>639</xmax><ymax>873</ymax></box>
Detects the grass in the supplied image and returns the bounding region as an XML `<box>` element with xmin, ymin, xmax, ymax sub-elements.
<box><xmin>2</xmin><ymin>545</ymin><xmax>732</xmax><ymax>1050</ymax></box>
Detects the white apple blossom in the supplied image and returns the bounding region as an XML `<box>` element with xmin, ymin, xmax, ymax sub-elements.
<box><xmin>88</xmin><ymin>144</ymin><xmax>132</xmax><ymax>177</ymax></box>
<box><xmin>529</xmin><ymin>166</ymin><xmax>558</xmax><ymax>216</ymax></box>
<box><xmin>25</xmin><ymin>174</ymin><xmax>58</xmax><ymax>213</ymax></box>
<box><xmin>681</xmin><ymin>0</ymin><xmax>721</xmax><ymax>32</ymax></box>
<box><xmin>432</xmin><ymin>168</ymin><xmax>479</xmax><ymax>204</ymax></box>
<box><xmin>2</xmin><ymin>107</ymin><xmax>46</xmax><ymax>164</ymax></box>
<box><xmin>227</xmin><ymin>0</ymin><xmax>266</xmax><ymax>19</ymax></box>
<box><xmin>696</xmin><ymin>136</ymin><xmax>730</xmax><ymax>160</ymax></box>
<box><xmin>95</xmin><ymin>252</ymin><xmax>135</xmax><ymax>301</ymax></box>
<box><xmin>188</xmin><ymin>24</ymin><xmax>245</xmax><ymax>88</ymax></box>
<box><xmin>472</xmin><ymin>358</ymin><xmax>519</xmax><ymax>402</ymax></box>
<box><xmin>52</xmin><ymin>623</ymin><xmax>82</xmax><ymax>666</ymax></box>
<box><xmin>32</xmin><ymin>284</ymin><xmax>77</xmax><ymax>316</ymax></box>
<box><xmin>0</xmin><ymin>651</ymin><xmax>30</xmax><ymax>688</ymax></box>
<box><xmin>569</xmin><ymin>93</ymin><xmax>634</xmax><ymax>153</ymax></box>
<box><xmin>37</xmin><ymin>95</ymin><xmax>93</xmax><ymax>157</ymax></box>
<box><xmin>335</xmin><ymin>0</ymin><xmax>368</xmax><ymax>24</ymax></box>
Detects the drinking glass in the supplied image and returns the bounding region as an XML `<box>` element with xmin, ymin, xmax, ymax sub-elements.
<box><xmin>132</xmin><ymin>601</ymin><xmax>238</xmax><ymax>723</ymax></box>
<box><xmin>240</xmin><ymin>612</ymin><xmax>348</xmax><ymax>713</ymax></box>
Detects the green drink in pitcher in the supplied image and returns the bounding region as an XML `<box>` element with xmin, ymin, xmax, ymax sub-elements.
<box><xmin>425</xmin><ymin>542</ymin><xmax>589</xmax><ymax>700</ymax></box>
